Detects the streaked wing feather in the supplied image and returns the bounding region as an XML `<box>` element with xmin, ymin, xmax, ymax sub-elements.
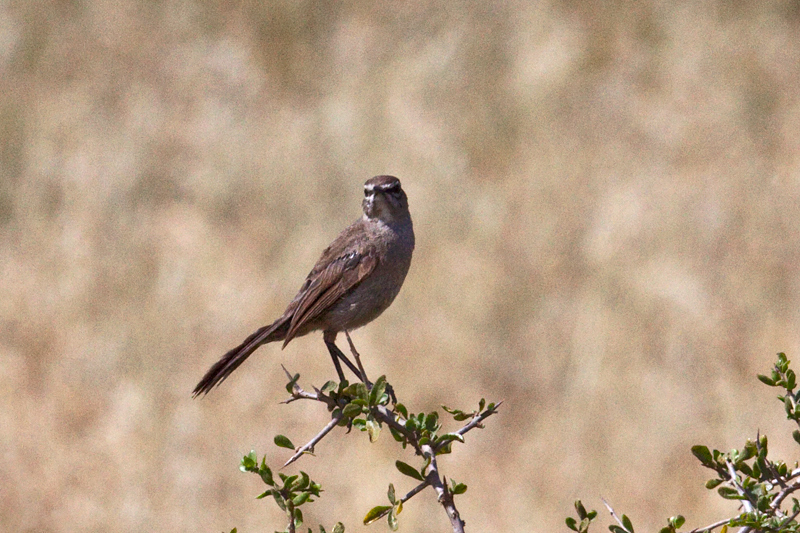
<box><xmin>284</xmin><ymin>249</ymin><xmax>378</xmax><ymax>343</ymax></box>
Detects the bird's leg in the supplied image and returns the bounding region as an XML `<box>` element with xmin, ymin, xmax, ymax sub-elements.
<box><xmin>325</xmin><ymin>340</ymin><xmax>346</xmax><ymax>383</ymax></box>
<box><xmin>323</xmin><ymin>331</ymin><xmax>362</xmax><ymax>383</ymax></box>
<box><xmin>344</xmin><ymin>331</ymin><xmax>371</xmax><ymax>387</ymax></box>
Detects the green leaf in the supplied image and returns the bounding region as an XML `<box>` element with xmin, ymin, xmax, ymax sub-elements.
<box><xmin>758</xmin><ymin>374</ymin><xmax>776</xmax><ymax>386</ymax></box>
<box><xmin>342</xmin><ymin>402</ymin><xmax>363</xmax><ymax>419</ymax></box>
<box><xmin>389</xmin><ymin>427</ymin><xmax>404</xmax><ymax>443</ymax></box>
<box><xmin>285</xmin><ymin>372</ymin><xmax>300</xmax><ymax>393</ymax></box>
<box><xmin>260</xmin><ymin>465</ymin><xmax>274</xmax><ymax>486</ymax></box>
<box><xmin>272</xmin><ymin>490</ymin><xmax>286</xmax><ymax>511</ymax></box>
<box><xmin>738</xmin><ymin>462</ymin><xmax>753</xmax><ymax>477</ymax></box>
<box><xmin>292</xmin><ymin>492</ymin><xmax>311</xmax><ymax>506</ymax></box>
<box><xmin>256</xmin><ymin>489</ymin><xmax>273</xmax><ymax>499</ymax></box>
<box><xmin>387</xmin><ymin>483</ymin><xmax>396</xmax><ymax>504</ymax></box>
<box><xmin>621</xmin><ymin>514</ymin><xmax>634</xmax><ymax>533</ymax></box>
<box><xmin>284</xmin><ymin>475</ymin><xmax>300</xmax><ymax>492</ymax></box>
<box><xmin>395</xmin><ymin>403</ymin><xmax>408</xmax><ymax>419</ymax></box>
<box><xmin>366</xmin><ymin>415</ymin><xmax>381</xmax><ymax>443</ymax></box>
<box><xmin>332</xmin><ymin>523</ymin><xmax>344</xmax><ymax>533</ymax></box>
<box><xmin>718</xmin><ymin>486</ymin><xmax>741</xmax><ymax>499</ymax></box>
<box><xmin>424</xmin><ymin>412</ymin><xmax>440</xmax><ymax>431</ymax></box>
<box><xmin>370</xmin><ymin>375</ymin><xmax>387</xmax><ymax>406</ymax></box>
<box><xmin>565</xmin><ymin>517</ymin><xmax>578</xmax><ymax>531</ymax></box>
<box><xmin>320</xmin><ymin>381</ymin><xmax>338</xmax><ymax>394</ymax></box>
<box><xmin>691</xmin><ymin>445</ymin><xmax>713</xmax><ymax>465</ymax></box>
<box><xmin>450</xmin><ymin>482</ymin><xmax>467</xmax><ymax>495</ymax></box>
<box><xmin>343</xmin><ymin>383</ymin><xmax>369</xmax><ymax>400</ymax></box>
<box><xmin>575</xmin><ymin>500</ymin><xmax>587</xmax><ymax>519</ymax></box>
<box><xmin>479</xmin><ymin>398</ymin><xmax>486</xmax><ymax>411</ymax></box>
<box><xmin>670</xmin><ymin>515</ymin><xmax>685</xmax><ymax>528</ymax></box>
<box><xmin>297</xmin><ymin>471</ymin><xmax>311</xmax><ymax>491</ymax></box>
<box><xmin>705</xmin><ymin>478</ymin><xmax>723</xmax><ymax>489</ymax></box>
<box><xmin>388</xmin><ymin>507</ymin><xmax>398</xmax><ymax>531</ymax></box>
<box><xmin>241</xmin><ymin>451</ymin><xmax>258</xmax><ymax>471</ymax></box>
<box><xmin>363</xmin><ymin>506</ymin><xmax>392</xmax><ymax>525</ymax></box>
<box><xmin>435</xmin><ymin>433</ymin><xmax>465</xmax><ymax>446</ymax></box>
<box><xmin>442</xmin><ymin>405</ymin><xmax>466</xmax><ymax>419</ymax></box>
<box><xmin>396</xmin><ymin>460</ymin><xmax>425</xmax><ymax>481</ymax></box>
<box><xmin>274</xmin><ymin>435</ymin><xmax>295</xmax><ymax>450</ymax></box>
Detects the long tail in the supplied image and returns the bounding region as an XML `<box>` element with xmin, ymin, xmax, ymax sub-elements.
<box><xmin>193</xmin><ymin>318</ymin><xmax>289</xmax><ymax>397</ymax></box>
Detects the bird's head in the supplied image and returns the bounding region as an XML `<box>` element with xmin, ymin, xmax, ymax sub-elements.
<box><xmin>362</xmin><ymin>175</ymin><xmax>410</xmax><ymax>223</ymax></box>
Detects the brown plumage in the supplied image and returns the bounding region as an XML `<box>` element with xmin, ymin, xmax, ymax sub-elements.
<box><xmin>193</xmin><ymin>175</ymin><xmax>414</xmax><ymax>396</ymax></box>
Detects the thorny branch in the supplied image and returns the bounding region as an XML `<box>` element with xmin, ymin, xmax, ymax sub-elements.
<box><xmin>283</xmin><ymin>414</ymin><xmax>342</xmax><ymax>468</ymax></box>
<box><xmin>725</xmin><ymin>460</ymin><xmax>755</xmax><ymax>513</ymax></box>
<box><xmin>277</xmin><ymin>365</ymin><xmax>500</xmax><ymax>532</ymax></box>
<box><xmin>688</xmin><ymin>517</ymin><xmax>732</xmax><ymax>533</ymax></box>
<box><xmin>422</xmin><ymin>443</ymin><xmax>465</xmax><ymax>533</ymax></box>
<box><xmin>601</xmin><ymin>498</ymin><xmax>627</xmax><ymax>531</ymax></box>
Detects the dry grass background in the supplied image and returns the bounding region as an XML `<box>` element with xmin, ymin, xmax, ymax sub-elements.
<box><xmin>2</xmin><ymin>1</ymin><xmax>800</xmax><ymax>531</ymax></box>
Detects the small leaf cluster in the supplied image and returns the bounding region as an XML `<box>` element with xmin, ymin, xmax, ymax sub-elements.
<box><xmin>759</xmin><ymin>352</ymin><xmax>800</xmax><ymax>443</ymax></box>
<box><xmin>448</xmin><ymin>478</ymin><xmax>467</xmax><ymax>496</ymax></box>
<box><xmin>726</xmin><ymin>505</ymin><xmax>800</xmax><ymax>532</ymax></box>
<box><xmin>660</xmin><ymin>515</ymin><xmax>685</xmax><ymax>533</ymax></box>
<box><xmin>391</xmin><ymin>398</ymin><xmax>497</xmax><ymax>454</ymax></box>
<box><xmin>240</xmin><ymin>451</ymin><xmax>342</xmax><ymax>533</ymax></box>
<box><xmin>277</xmin><ymin>369</ymin><xmax>500</xmax><ymax>532</ymax></box>
<box><xmin>566</xmin><ymin>501</ymin><xmax>683</xmax><ymax>533</ymax></box>
<box><xmin>290</xmin><ymin>374</ymin><xmax>393</xmax><ymax>444</ymax></box>
<box><xmin>564</xmin><ymin>353</ymin><xmax>800</xmax><ymax>533</ymax></box>
<box><xmin>337</xmin><ymin>376</ymin><xmax>391</xmax><ymax>443</ymax></box>
<box><xmin>442</xmin><ymin>398</ymin><xmax>491</xmax><ymax>421</ymax></box>
<box><xmin>565</xmin><ymin>501</ymin><xmax>597</xmax><ymax>533</ymax></box>
<box><xmin>692</xmin><ymin>434</ymin><xmax>792</xmax><ymax>507</ymax></box>
<box><xmin>363</xmin><ymin>483</ymin><xmax>403</xmax><ymax>531</ymax></box>
<box><xmin>390</xmin><ymin>406</ymin><xmax>443</xmax><ymax>449</ymax></box>
<box><xmin>362</xmin><ymin>399</ymin><xmax>499</xmax><ymax>530</ymax></box>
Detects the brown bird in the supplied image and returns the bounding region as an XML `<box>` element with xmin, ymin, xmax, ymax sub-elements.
<box><xmin>193</xmin><ymin>175</ymin><xmax>414</xmax><ymax>396</ymax></box>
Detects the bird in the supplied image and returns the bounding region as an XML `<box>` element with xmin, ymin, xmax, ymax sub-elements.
<box><xmin>193</xmin><ymin>175</ymin><xmax>414</xmax><ymax>397</ymax></box>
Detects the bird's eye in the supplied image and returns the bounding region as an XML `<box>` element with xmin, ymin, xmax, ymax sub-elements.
<box><xmin>364</xmin><ymin>188</ymin><xmax>371</xmax><ymax>197</ymax></box>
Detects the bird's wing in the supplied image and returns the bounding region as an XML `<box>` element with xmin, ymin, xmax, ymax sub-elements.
<box><xmin>283</xmin><ymin>247</ymin><xmax>378</xmax><ymax>344</ymax></box>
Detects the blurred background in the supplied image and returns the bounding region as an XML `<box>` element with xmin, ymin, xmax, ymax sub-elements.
<box><xmin>3</xmin><ymin>1</ymin><xmax>800</xmax><ymax>531</ymax></box>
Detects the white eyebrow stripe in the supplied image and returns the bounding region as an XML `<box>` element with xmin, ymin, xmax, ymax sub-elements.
<box><xmin>365</xmin><ymin>181</ymin><xmax>400</xmax><ymax>194</ymax></box>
